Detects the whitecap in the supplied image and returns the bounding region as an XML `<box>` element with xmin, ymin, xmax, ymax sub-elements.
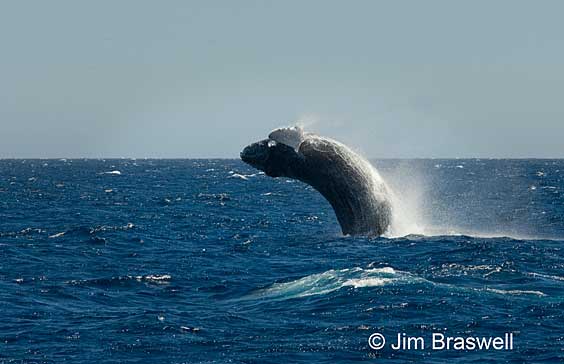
<box><xmin>228</xmin><ymin>171</ymin><xmax>264</xmax><ymax>180</ymax></box>
<box><xmin>137</xmin><ymin>274</ymin><xmax>172</xmax><ymax>283</ymax></box>
<box><xmin>228</xmin><ymin>173</ymin><xmax>249</xmax><ymax>180</ymax></box>
<box><xmin>527</xmin><ymin>272</ymin><xmax>564</xmax><ymax>282</ymax></box>
<box><xmin>484</xmin><ymin>288</ymin><xmax>546</xmax><ymax>297</ymax></box>
<box><xmin>343</xmin><ymin>277</ymin><xmax>392</xmax><ymax>288</ymax></box>
<box><xmin>104</xmin><ymin>170</ymin><xmax>121</xmax><ymax>175</ymax></box>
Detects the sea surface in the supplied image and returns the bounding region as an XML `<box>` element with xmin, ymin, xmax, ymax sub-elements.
<box><xmin>1</xmin><ymin>159</ymin><xmax>563</xmax><ymax>363</ymax></box>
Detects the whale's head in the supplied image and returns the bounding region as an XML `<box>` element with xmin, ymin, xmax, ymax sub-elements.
<box><xmin>241</xmin><ymin>138</ymin><xmax>304</xmax><ymax>178</ymax></box>
<box><xmin>240</xmin><ymin>139</ymin><xmax>272</xmax><ymax>170</ymax></box>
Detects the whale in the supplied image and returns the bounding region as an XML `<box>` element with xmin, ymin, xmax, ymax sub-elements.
<box><xmin>240</xmin><ymin>126</ymin><xmax>392</xmax><ymax>236</ymax></box>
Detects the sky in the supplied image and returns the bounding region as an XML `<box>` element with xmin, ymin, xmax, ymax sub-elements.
<box><xmin>1</xmin><ymin>1</ymin><xmax>563</xmax><ymax>158</ymax></box>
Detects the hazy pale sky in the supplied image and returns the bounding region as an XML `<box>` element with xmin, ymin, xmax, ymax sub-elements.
<box><xmin>1</xmin><ymin>1</ymin><xmax>563</xmax><ymax>158</ymax></box>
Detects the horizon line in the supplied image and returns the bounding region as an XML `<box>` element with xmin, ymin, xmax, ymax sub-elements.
<box><xmin>1</xmin><ymin>156</ymin><xmax>563</xmax><ymax>160</ymax></box>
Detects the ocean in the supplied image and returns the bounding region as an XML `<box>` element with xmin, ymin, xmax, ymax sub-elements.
<box><xmin>1</xmin><ymin>158</ymin><xmax>562</xmax><ymax>363</ymax></box>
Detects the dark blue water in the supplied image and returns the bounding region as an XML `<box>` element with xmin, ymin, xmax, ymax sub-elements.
<box><xmin>1</xmin><ymin>159</ymin><xmax>563</xmax><ymax>363</ymax></box>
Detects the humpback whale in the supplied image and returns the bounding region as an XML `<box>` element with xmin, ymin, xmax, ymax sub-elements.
<box><xmin>240</xmin><ymin>126</ymin><xmax>392</xmax><ymax>236</ymax></box>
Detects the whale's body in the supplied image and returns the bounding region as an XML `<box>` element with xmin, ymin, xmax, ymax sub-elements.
<box><xmin>241</xmin><ymin>127</ymin><xmax>392</xmax><ymax>236</ymax></box>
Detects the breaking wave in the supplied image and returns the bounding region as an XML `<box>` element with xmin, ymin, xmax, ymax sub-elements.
<box><xmin>242</xmin><ymin>266</ymin><xmax>549</xmax><ymax>302</ymax></box>
<box><xmin>244</xmin><ymin>267</ymin><xmax>422</xmax><ymax>301</ymax></box>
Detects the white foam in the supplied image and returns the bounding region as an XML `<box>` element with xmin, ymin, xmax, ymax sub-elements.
<box><xmin>343</xmin><ymin>278</ymin><xmax>391</xmax><ymax>288</ymax></box>
<box><xmin>104</xmin><ymin>170</ymin><xmax>121</xmax><ymax>175</ymax></box>
<box><xmin>136</xmin><ymin>274</ymin><xmax>172</xmax><ymax>283</ymax></box>
<box><xmin>245</xmin><ymin>266</ymin><xmax>415</xmax><ymax>301</ymax></box>
<box><xmin>484</xmin><ymin>288</ymin><xmax>546</xmax><ymax>297</ymax></box>
<box><xmin>228</xmin><ymin>171</ymin><xmax>264</xmax><ymax>180</ymax></box>
<box><xmin>228</xmin><ymin>173</ymin><xmax>249</xmax><ymax>180</ymax></box>
<box><xmin>527</xmin><ymin>272</ymin><xmax>564</xmax><ymax>281</ymax></box>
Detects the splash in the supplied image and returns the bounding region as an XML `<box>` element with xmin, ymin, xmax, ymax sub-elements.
<box><xmin>378</xmin><ymin>160</ymin><xmax>545</xmax><ymax>239</ymax></box>
<box><xmin>294</xmin><ymin>113</ymin><xmax>321</xmax><ymax>129</ymax></box>
<box><xmin>377</xmin><ymin>161</ymin><xmax>429</xmax><ymax>237</ymax></box>
<box><xmin>361</xmin><ymin>157</ymin><xmax>537</xmax><ymax>239</ymax></box>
